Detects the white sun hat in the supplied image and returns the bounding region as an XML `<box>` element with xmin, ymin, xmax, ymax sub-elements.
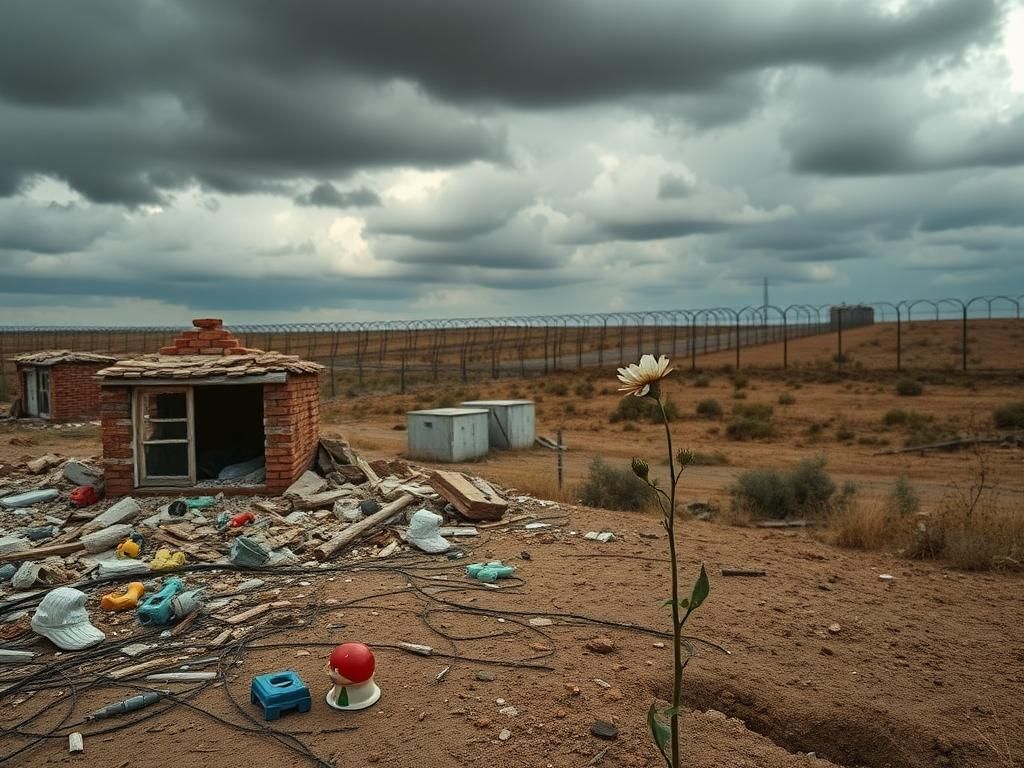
<box><xmin>31</xmin><ymin>587</ymin><xmax>105</xmax><ymax>650</ymax></box>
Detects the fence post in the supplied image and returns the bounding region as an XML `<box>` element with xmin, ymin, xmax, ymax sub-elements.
<box><xmin>962</xmin><ymin>307</ymin><xmax>968</xmax><ymax>371</ymax></box>
<box><xmin>837</xmin><ymin>308</ymin><xmax>844</xmax><ymax>372</ymax></box>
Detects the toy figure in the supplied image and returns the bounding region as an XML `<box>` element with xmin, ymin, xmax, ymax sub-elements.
<box><xmin>326</xmin><ymin>643</ymin><xmax>380</xmax><ymax>711</ymax></box>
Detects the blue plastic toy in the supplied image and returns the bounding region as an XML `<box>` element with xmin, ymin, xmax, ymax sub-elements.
<box><xmin>250</xmin><ymin>670</ymin><xmax>312</xmax><ymax>720</ymax></box>
<box><xmin>137</xmin><ymin>578</ymin><xmax>184</xmax><ymax>626</ymax></box>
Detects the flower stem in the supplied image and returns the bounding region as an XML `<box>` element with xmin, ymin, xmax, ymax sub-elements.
<box><xmin>657</xmin><ymin>397</ymin><xmax>682</xmax><ymax>768</ymax></box>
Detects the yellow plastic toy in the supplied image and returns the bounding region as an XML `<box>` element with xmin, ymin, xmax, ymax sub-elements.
<box><xmin>100</xmin><ymin>582</ymin><xmax>146</xmax><ymax>612</ymax></box>
<box><xmin>149</xmin><ymin>549</ymin><xmax>186</xmax><ymax>571</ymax></box>
<box><xmin>116</xmin><ymin>538</ymin><xmax>141</xmax><ymax>559</ymax></box>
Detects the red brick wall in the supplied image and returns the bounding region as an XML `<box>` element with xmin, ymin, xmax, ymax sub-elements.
<box><xmin>15</xmin><ymin>363</ymin><xmax>105</xmax><ymax>421</ymax></box>
<box><xmin>158</xmin><ymin>318</ymin><xmax>258</xmax><ymax>356</ymax></box>
<box><xmin>99</xmin><ymin>386</ymin><xmax>134</xmax><ymax>497</ymax></box>
<box><xmin>264</xmin><ymin>374</ymin><xmax>322</xmax><ymax>494</ymax></box>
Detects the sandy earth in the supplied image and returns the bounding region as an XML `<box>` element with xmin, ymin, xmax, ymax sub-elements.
<box><xmin>2</xmin><ymin>325</ymin><xmax>1023</xmax><ymax>768</ymax></box>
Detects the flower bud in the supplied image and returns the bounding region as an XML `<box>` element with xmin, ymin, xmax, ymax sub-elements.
<box><xmin>631</xmin><ymin>457</ymin><xmax>650</xmax><ymax>481</ymax></box>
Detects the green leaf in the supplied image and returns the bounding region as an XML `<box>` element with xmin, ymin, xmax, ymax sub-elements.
<box><xmin>647</xmin><ymin>703</ymin><xmax>671</xmax><ymax>764</ymax></box>
<box><xmin>688</xmin><ymin>564</ymin><xmax>710</xmax><ymax>612</ymax></box>
<box><xmin>659</xmin><ymin>597</ymin><xmax>689</xmax><ymax>609</ymax></box>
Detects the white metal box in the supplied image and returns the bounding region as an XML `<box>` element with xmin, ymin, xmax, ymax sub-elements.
<box><xmin>406</xmin><ymin>408</ymin><xmax>490</xmax><ymax>462</ymax></box>
<box><xmin>459</xmin><ymin>399</ymin><xmax>535</xmax><ymax>450</ymax></box>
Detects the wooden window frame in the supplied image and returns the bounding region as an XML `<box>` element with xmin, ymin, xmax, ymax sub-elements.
<box><xmin>36</xmin><ymin>367</ymin><xmax>51</xmax><ymax>418</ymax></box>
<box><xmin>134</xmin><ymin>387</ymin><xmax>195</xmax><ymax>486</ymax></box>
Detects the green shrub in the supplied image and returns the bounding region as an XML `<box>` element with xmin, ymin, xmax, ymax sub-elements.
<box><xmin>732</xmin><ymin>374</ymin><xmax>749</xmax><ymax>390</ymax></box>
<box><xmin>883</xmin><ymin>409</ymin><xmax>934</xmax><ymax>430</ymax></box>
<box><xmin>577</xmin><ymin>458</ymin><xmax>653</xmax><ymax>511</ymax></box>
<box><xmin>610</xmin><ymin>396</ymin><xmax>679</xmax><ymax>423</ymax></box>
<box><xmin>778</xmin><ymin>392</ymin><xmax>796</xmax><ymax>406</ymax></box>
<box><xmin>730</xmin><ymin>457</ymin><xmax>836</xmax><ymax>519</ymax></box>
<box><xmin>733</xmin><ymin>402</ymin><xmax>773</xmax><ymax>421</ymax></box>
<box><xmin>807</xmin><ymin>422</ymin><xmax>824</xmax><ymax>437</ymax></box>
<box><xmin>688</xmin><ymin>450</ymin><xmax>730</xmax><ymax>466</ymax></box>
<box><xmin>693</xmin><ymin>375</ymin><xmax>710</xmax><ymax>388</ymax></box>
<box><xmin>574</xmin><ymin>380</ymin><xmax>595</xmax><ymax>399</ymax></box>
<box><xmin>835</xmin><ymin>424</ymin><xmax>855</xmax><ymax>442</ymax></box>
<box><xmin>887</xmin><ymin>475</ymin><xmax>920</xmax><ymax>517</ymax></box>
<box><xmin>732</xmin><ymin>391</ymin><xmax>747</xmax><ymax>400</ymax></box>
<box><xmin>726</xmin><ymin>418</ymin><xmax>777</xmax><ymax>441</ymax></box>
<box><xmin>695</xmin><ymin>399</ymin><xmax>723</xmax><ymax>419</ymax></box>
<box><xmin>896</xmin><ymin>378</ymin><xmax>924</xmax><ymax>397</ymax></box>
<box><xmin>882</xmin><ymin>408</ymin><xmax>908</xmax><ymax>426</ymax></box>
<box><xmin>993</xmin><ymin>402</ymin><xmax>1024</xmax><ymax>429</ymax></box>
<box><xmin>563</xmin><ymin>402</ymin><xmax>577</xmax><ymax>415</ymax></box>
<box><xmin>547</xmin><ymin>382</ymin><xmax>569</xmax><ymax>397</ymax></box>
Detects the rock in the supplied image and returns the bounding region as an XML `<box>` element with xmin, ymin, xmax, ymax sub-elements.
<box><xmin>704</xmin><ymin>709</ymin><xmax>728</xmax><ymax>721</ymax></box>
<box><xmin>476</xmin><ymin>670</ymin><xmax>496</xmax><ymax>682</ymax></box>
<box><xmin>879</xmin><ymin>574</ymin><xmax>895</xmax><ymax>582</ymax></box>
<box><xmin>593</xmin><ymin>679</ymin><xmax>611</xmax><ymax>689</ymax></box>
<box><xmin>284</xmin><ymin>471</ymin><xmax>326</xmax><ymax>500</ymax></box>
<box><xmin>820</xmin><ymin>646</ymin><xmax>834</xmax><ymax>656</ymax></box>
<box><xmin>528</xmin><ymin>617</ymin><xmax>553</xmax><ymax>627</ymax></box>
<box><xmin>520</xmin><ymin>550</ymin><xmax>532</xmax><ymax>560</ymax></box>
<box><xmin>555</xmin><ymin>709</ymin><xmax>567</xmax><ymax>718</ymax></box>
<box><xmin>583</xmin><ymin>531</ymin><xmax>616</xmax><ymax>543</ymax></box>
<box><xmin>652</xmin><ymin>642</ymin><xmax>665</xmax><ymax>648</ymax></box>
<box><xmin>334</xmin><ymin>501</ymin><xmax>363</xmax><ymax>522</ymax></box>
<box><xmin>11</xmin><ymin>562</ymin><xmax>43</xmax><ymax>590</ymax></box>
<box><xmin>475</xmin><ymin>717</ymin><xmax>492</xmax><ymax>728</ymax></box>
<box><xmin>605</xmin><ymin>688</ymin><xmax>624</xmax><ymax>701</ymax></box>
<box><xmin>0</xmin><ymin>536</ymin><xmax>31</xmax><ymax>555</ymax></box>
<box><xmin>81</xmin><ymin>524</ymin><xmax>133</xmax><ymax>553</ymax></box>
<box><xmin>828</xmin><ymin>623</ymin><xmax>841</xmax><ymax>634</ymax></box>
<box><xmin>83</xmin><ymin>498</ymin><xmax>141</xmax><ymax>532</ymax></box>
<box><xmin>585</xmin><ymin>636</ymin><xmax>616</xmax><ymax>654</ymax></box>
<box><xmin>1</xmin><ymin>489</ymin><xmax>60</xmax><ymax>509</ymax></box>
<box><xmin>284</xmin><ymin>510</ymin><xmax>310</xmax><ymax>525</ymax></box>
<box><xmin>28</xmin><ymin>454</ymin><xmax>62</xmax><ymax>474</ymax></box>
<box><xmin>498</xmin><ymin>728</ymin><xmax>512</xmax><ymax>741</ymax></box>
<box><xmin>0</xmin><ymin>564</ymin><xmax>17</xmax><ymax>582</ymax></box>
<box><xmin>498</xmin><ymin>706</ymin><xmax>518</xmax><ymax>717</ymax></box>
<box><xmin>359</xmin><ymin>499</ymin><xmax>381</xmax><ymax>515</ymax></box>
<box><xmin>565</xmin><ymin>684</ymin><xmax>581</xmax><ymax>696</ymax></box>
<box><xmin>590</xmin><ymin>721</ymin><xmax>618</xmax><ymax>740</ymax></box>
<box><xmin>63</xmin><ymin>460</ymin><xmax>104</xmax><ymax>488</ymax></box>
<box><xmin>237</xmin><ymin>578</ymin><xmax>265</xmax><ymax>591</ymax></box>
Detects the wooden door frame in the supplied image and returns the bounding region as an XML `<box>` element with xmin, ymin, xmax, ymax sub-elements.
<box><xmin>133</xmin><ymin>386</ymin><xmax>195</xmax><ymax>486</ymax></box>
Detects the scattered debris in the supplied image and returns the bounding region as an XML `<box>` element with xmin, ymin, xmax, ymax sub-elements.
<box><xmin>584</xmin><ymin>531</ymin><xmax>616</xmax><ymax>543</ymax></box>
<box><xmin>590</xmin><ymin>720</ymin><xmax>619</xmax><ymax>740</ymax></box>
<box><xmin>466</xmin><ymin>561</ymin><xmax>516</xmax><ymax>582</ymax></box>
<box><xmin>403</xmin><ymin>509</ymin><xmax>451</xmax><ymax>553</ymax></box>
<box><xmin>68</xmin><ymin>732</ymin><xmax>84</xmax><ymax>753</ymax></box>
<box><xmin>585</xmin><ymin>637</ymin><xmax>616</xmax><ymax>654</ymax></box>
<box><xmin>430</xmin><ymin>471</ymin><xmax>507</xmax><ymax>521</ymax></box>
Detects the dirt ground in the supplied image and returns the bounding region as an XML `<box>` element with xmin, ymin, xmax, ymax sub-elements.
<box><xmin>2</xmin><ymin>502</ymin><xmax>1022</xmax><ymax>768</ymax></box>
<box><xmin>2</xmin><ymin>323</ymin><xmax>1023</xmax><ymax>768</ymax></box>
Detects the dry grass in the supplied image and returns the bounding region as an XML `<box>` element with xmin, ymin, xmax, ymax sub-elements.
<box><xmin>828</xmin><ymin>499</ymin><xmax>904</xmax><ymax>550</ymax></box>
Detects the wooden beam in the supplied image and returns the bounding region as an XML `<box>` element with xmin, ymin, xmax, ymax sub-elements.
<box><xmin>0</xmin><ymin>542</ymin><xmax>84</xmax><ymax>565</ymax></box>
<box><xmin>429</xmin><ymin>471</ymin><xmax>507</xmax><ymax>522</ymax></box>
<box><xmin>313</xmin><ymin>493</ymin><xmax>414</xmax><ymax>561</ymax></box>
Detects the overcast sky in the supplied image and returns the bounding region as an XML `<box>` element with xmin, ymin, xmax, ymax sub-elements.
<box><xmin>1</xmin><ymin>0</ymin><xmax>1023</xmax><ymax>326</ymax></box>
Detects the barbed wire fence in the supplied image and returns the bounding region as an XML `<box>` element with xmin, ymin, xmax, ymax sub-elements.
<box><xmin>0</xmin><ymin>295</ymin><xmax>1021</xmax><ymax>400</ymax></box>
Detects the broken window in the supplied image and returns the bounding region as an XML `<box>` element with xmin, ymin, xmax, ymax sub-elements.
<box><xmin>36</xmin><ymin>368</ymin><xmax>50</xmax><ymax>417</ymax></box>
<box><xmin>136</xmin><ymin>389</ymin><xmax>193</xmax><ymax>484</ymax></box>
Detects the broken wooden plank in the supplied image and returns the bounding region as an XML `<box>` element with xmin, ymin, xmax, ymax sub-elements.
<box><xmin>430</xmin><ymin>471</ymin><xmax>507</xmax><ymax>522</ymax></box>
<box><xmin>221</xmin><ymin>600</ymin><xmax>293</xmax><ymax>626</ymax></box>
<box><xmin>0</xmin><ymin>542</ymin><xmax>84</xmax><ymax>565</ymax></box>
<box><xmin>314</xmin><ymin>494</ymin><xmax>414</xmax><ymax>561</ymax></box>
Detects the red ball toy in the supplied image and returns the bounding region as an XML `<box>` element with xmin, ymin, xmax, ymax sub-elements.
<box><xmin>328</xmin><ymin>643</ymin><xmax>375</xmax><ymax>684</ymax></box>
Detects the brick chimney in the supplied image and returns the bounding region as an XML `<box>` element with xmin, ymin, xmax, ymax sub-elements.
<box><xmin>159</xmin><ymin>318</ymin><xmax>249</xmax><ymax>356</ymax></box>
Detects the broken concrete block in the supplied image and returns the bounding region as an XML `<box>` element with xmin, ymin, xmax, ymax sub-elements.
<box><xmin>27</xmin><ymin>455</ymin><xmax>62</xmax><ymax>474</ymax></box>
<box><xmin>83</xmin><ymin>497</ymin><xmax>140</xmax><ymax>532</ymax></box>
<box><xmin>284</xmin><ymin>471</ymin><xmax>326</xmax><ymax>500</ymax></box>
<box><xmin>81</xmin><ymin>524</ymin><xmax>133</xmax><ymax>553</ymax></box>
<box><xmin>11</xmin><ymin>562</ymin><xmax>43</xmax><ymax>590</ymax></box>
<box><xmin>63</xmin><ymin>460</ymin><xmax>104</xmax><ymax>488</ymax></box>
<box><xmin>333</xmin><ymin>500</ymin><xmax>363</xmax><ymax>522</ymax></box>
<box><xmin>291</xmin><ymin>488</ymin><xmax>356</xmax><ymax>510</ymax></box>
<box><xmin>0</xmin><ymin>536</ymin><xmax>31</xmax><ymax>555</ymax></box>
<box><xmin>1</xmin><ymin>489</ymin><xmax>60</xmax><ymax>509</ymax></box>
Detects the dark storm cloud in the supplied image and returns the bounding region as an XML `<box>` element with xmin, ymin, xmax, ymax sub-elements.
<box><xmin>190</xmin><ymin>0</ymin><xmax>1000</xmax><ymax>106</ymax></box>
<box><xmin>0</xmin><ymin>200</ymin><xmax>122</xmax><ymax>254</ymax></box>
<box><xmin>658</xmin><ymin>174</ymin><xmax>695</xmax><ymax>200</ymax></box>
<box><xmin>294</xmin><ymin>183</ymin><xmax>381</xmax><ymax>209</ymax></box>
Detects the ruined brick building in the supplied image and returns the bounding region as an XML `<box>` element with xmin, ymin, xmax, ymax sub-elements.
<box><xmin>13</xmin><ymin>351</ymin><xmax>117</xmax><ymax>421</ymax></box>
<box><xmin>96</xmin><ymin>319</ymin><xmax>322</xmax><ymax>496</ymax></box>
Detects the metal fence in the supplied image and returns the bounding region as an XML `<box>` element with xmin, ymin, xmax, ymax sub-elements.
<box><xmin>1</xmin><ymin>295</ymin><xmax>1021</xmax><ymax>399</ymax></box>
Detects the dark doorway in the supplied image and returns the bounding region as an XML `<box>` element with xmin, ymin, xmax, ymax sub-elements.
<box><xmin>193</xmin><ymin>384</ymin><xmax>265</xmax><ymax>481</ymax></box>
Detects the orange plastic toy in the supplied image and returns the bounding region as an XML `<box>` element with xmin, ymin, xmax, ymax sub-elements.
<box><xmin>100</xmin><ymin>582</ymin><xmax>146</xmax><ymax>612</ymax></box>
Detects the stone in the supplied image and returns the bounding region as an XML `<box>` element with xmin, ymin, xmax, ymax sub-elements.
<box><xmin>1</xmin><ymin>489</ymin><xmax>59</xmax><ymax>509</ymax></box>
<box><xmin>27</xmin><ymin>454</ymin><xmax>62</xmax><ymax>474</ymax></box>
<box><xmin>528</xmin><ymin>617</ymin><xmax>553</xmax><ymax>627</ymax></box>
<box><xmin>590</xmin><ymin>721</ymin><xmax>618</xmax><ymax>740</ymax></box>
<box><xmin>828</xmin><ymin>623</ymin><xmax>841</xmax><ymax>634</ymax></box>
<box><xmin>879</xmin><ymin>574</ymin><xmax>895</xmax><ymax>582</ymax></box>
<box><xmin>583</xmin><ymin>531</ymin><xmax>616</xmax><ymax>543</ymax></box>
<box><xmin>555</xmin><ymin>709</ymin><xmax>567</xmax><ymax>719</ymax></box>
<box><xmin>593</xmin><ymin>679</ymin><xmax>611</xmax><ymax>689</ymax></box>
<box><xmin>334</xmin><ymin>501</ymin><xmax>363</xmax><ymax>522</ymax></box>
<box><xmin>475</xmin><ymin>670</ymin><xmax>496</xmax><ymax>682</ymax></box>
<box><xmin>585</xmin><ymin>636</ymin><xmax>616</xmax><ymax>654</ymax></box>
<box><xmin>498</xmin><ymin>728</ymin><xmax>512</xmax><ymax>741</ymax></box>
<box><xmin>498</xmin><ymin>706</ymin><xmax>518</xmax><ymax>717</ymax></box>
<box><xmin>83</xmin><ymin>498</ymin><xmax>141</xmax><ymax>532</ymax></box>
<box><xmin>284</xmin><ymin>471</ymin><xmax>326</xmax><ymax>500</ymax></box>
<box><xmin>820</xmin><ymin>646</ymin><xmax>834</xmax><ymax>656</ymax></box>
<box><xmin>80</xmin><ymin>524</ymin><xmax>133</xmax><ymax>553</ymax></box>
<box><xmin>0</xmin><ymin>536</ymin><xmax>30</xmax><ymax>555</ymax></box>
<box><xmin>475</xmin><ymin>717</ymin><xmax>492</xmax><ymax>728</ymax></box>
<box><xmin>605</xmin><ymin>688</ymin><xmax>623</xmax><ymax>701</ymax></box>
<box><xmin>63</xmin><ymin>460</ymin><xmax>104</xmax><ymax>488</ymax></box>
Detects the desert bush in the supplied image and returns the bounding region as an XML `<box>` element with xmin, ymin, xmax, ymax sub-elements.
<box><xmin>434</xmin><ymin>394</ymin><xmax>456</xmax><ymax>408</ymax></box>
<box><xmin>829</xmin><ymin>499</ymin><xmax>896</xmax><ymax>549</ymax></box>
<box><xmin>610</xmin><ymin>395</ymin><xmax>679</xmax><ymax>423</ymax></box>
<box><xmin>726</xmin><ymin>418</ymin><xmax>777</xmax><ymax>441</ymax></box>
<box><xmin>882</xmin><ymin>409</ymin><xmax>933</xmax><ymax>430</ymax></box>
<box><xmin>563</xmin><ymin>402</ymin><xmax>577</xmax><ymax>415</ymax></box>
<box><xmin>688</xmin><ymin>450</ymin><xmax>729</xmax><ymax>466</ymax></box>
<box><xmin>904</xmin><ymin>423</ymin><xmax>954</xmax><ymax>448</ymax></box>
<box><xmin>993</xmin><ymin>402</ymin><xmax>1024</xmax><ymax>429</ymax></box>
<box><xmin>577</xmin><ymin>458</ymin><xmax>653</xmax><ymax>511</ymax></box>
<box><xmin>574</xmin><ymin>380</ymin><xmax>595</xmax><ymax>399</ymax></box>
<box><xmin>896</xmin><ymin>378</ymin><xmax>924</xmax><ymax>396</ymax></box>
<box><xmin>806</xmin><ymin>422</ymin><xmax>824</xmax><ymax>438</ymax></box>
<box><xmin>732</xmin><ymin>391</ymin><xmax>747</xmax><ymax>400</ymax></box>
<box><xmin>732</xmin><ymin>374</ymin><xmax>749</xmax><ymax>390</ymax></box>
<box><xmin>695</xmin><ymin>398</ymin><xmax>723</xmax><ymax>419</ymax></box>
<box><xmin>692</xmin><ymin>375</ymin><xmax>710</xmax><ymax>388</ymax></box>
<box><xmin>777</xmin><ymin>392</ymin><xmax>796</xmax><ymax>406</ymax></box>
<box><xmin>547</xmin><ymin>382</ymin><xmax>569</xmax><ymax>397</ymax></box>
<box><xmin>831</xmin><ymin>352</ymin><xmax>852</xmax><ymax>364</ymax></box>
<box><xmin>732</xmin><ymin>402</ymin><xmax>773</xmax><ymax>421</ymax></box>
<box><xmin>730</xmin><ymin>457</ymin><xmax>836</xmax><ymax>520</ymax></box>
<box><xmin>888</xmin><ymin>475</ymin><xmax>920</xmax><ymax>517</ymax></box>
<box><xmin>835</xmin><ymin>424</ymin><xmax>855</xmax><ymax>442</ymax></box>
